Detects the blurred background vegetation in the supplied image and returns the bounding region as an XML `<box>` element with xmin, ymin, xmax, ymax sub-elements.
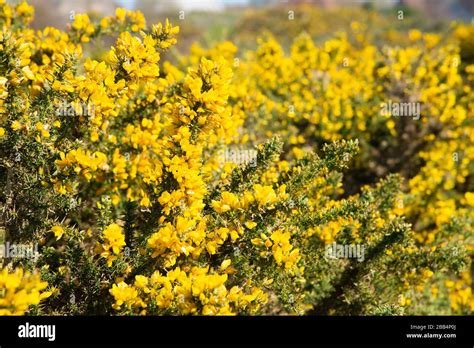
<box><xmin>22</xmin><ymin>0</ymin><xmax>473</xmax><ymax>54</ymax></box>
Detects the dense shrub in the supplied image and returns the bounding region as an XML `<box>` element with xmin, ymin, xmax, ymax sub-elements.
<box><xmin>0</xmin><ymin>2</ymin><xmax>472</xmax><ymax>315</ymax></box>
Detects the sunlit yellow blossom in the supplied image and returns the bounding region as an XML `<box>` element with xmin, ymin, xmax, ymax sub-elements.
<box><xmin>0</xmin><ymin>268</ymin><xmax>51</xmax><ymax>315</ymax></box>
<box><xmin>51</xmin><ymin>225</ymin><xmax>64</xmax><ymax>240</ymax></box>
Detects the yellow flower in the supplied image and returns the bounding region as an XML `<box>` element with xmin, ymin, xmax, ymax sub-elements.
<box><xmin>51</xmin><ymin>225</ymin><xmax>64</xmax><ymax>240</ymax></box>
<box><xmin>245</xmin><ymin>221</ymin><xmax>257</xmax><ymax>229</ymax></box>
<box><xmin>220</xmin><ymin>259</ymin><xmax>232</xmax><ymax>271</ymax></box>
<box><xmin>11</xmin><ymin>121</ymin><xmax>22</xmax><ymax>131</ymax></box>
<box><xmin>422</xmin><ymin>269</ymin><xmax>434</xmax><ymax>279</ymax></box>
<box><xmin>90</xmin><ymin>131</ymin><xmax>99</xmax><ymax>142</ymax></box>
<box><xmin>140</xmin><ymin>195</ymin><xmax>151</xmax><ymax>207</ymax></box>
<box><xmin>211</xmin><ymin>191</ymin><xmax>239</xmax><ymax>213</ymax></box>
<box><xmin>115</xmin><ymin>8</ymin><xmax>126</xmax><ymax>22</ymax></box>
<box><xmin>98</xmin><ymin>224</ymin><xmax>126</xmax><ymax>267</ymax></box>
<box><xmin>253</xmin><ymin>184</ymin><xmax>278</xmax><ymax>208</ymax></box>
<box><xmin>399</xmin><ymin>294</ymin><xmax>411</xmax><ymax>306</ymax></box>
<box><xmin>111</xmin><ymin>31</ymin><xmax>160</xmax><ymax>82</ymax></box>
<box><xmin>102</xmin><ymin>223</ymin><xmax>126</xmax><ymax>255</ymax></box>
<box><xmin>21</xmin><ymin>66</ymin><xmax>35</xmax><ymax>80</ymax></box>
<box><xmin>15</xmin><ymin>2</ymin><xmax>34</xmax><ymax>17</ymax></box>
<box><xmin>0</xmin><ymin>267</ymin><xmax>51</xmax><ymax>315</ymax></box>
<box><xmin>109</xmin><ymin>282</ymin><xmax>139</xmax><ymax>309</ymax></box>
<box><xmin>465</xmin><ymin>192</ymin><xmax>474</xmax><ymax>206</ymax></box>
<box><xmin>151</xmin><ymin>19</ymin><xmax>179</xmax><ymax>49</ymax></box>
<box><xmin>134</xmin><ymin>275</ymin><xmax>149</xmax><ymax>289</ymax></box>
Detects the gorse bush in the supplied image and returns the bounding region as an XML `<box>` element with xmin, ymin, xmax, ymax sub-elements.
<box><xmin>187</xmin><ymin>20</ymin><xmax>474</xmax><ymax>314</ymax></box>
<box><xmin>229</xmin><ymin>4</ymin><xmax>449</xmax><ymax>50</ymax></box>
<box><xmin>0</xmin><ymin>1</ymin><xmax>472</xmax><ymax>315</ymax></box>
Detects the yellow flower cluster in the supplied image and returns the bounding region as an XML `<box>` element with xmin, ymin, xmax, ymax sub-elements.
<box><xmin>152</xmin><ymin>19</ymin><xmax>179</xmax><ymax>50</ymax></box>
<box><xmin>56</xmin><ymin>149</ymin><xmax>108</xmax><ymax>182</ymax></box>
<box><xmin>70</xmin><ymin>8</ymin><xmax>146</xmax><ymax>43</ymax></box>
<box><xmin>211</xmin><ymin>184</ymin><xmax>287</xmax><ymax>213</ymax></box>
<box><xmin>445</xmin><ymin>272</ymin><xmax>474</xmax><ymax>313</ymax></box>
<box><xmin>0</xmin><ymin>0</ymin><xmax>33</xmax><ymax>28</ymax></box>
<box><xmin>252</xmin><ymin>230</ymin><xmax>300</xmax><ymax>272</ymax></box>
<box><xmin>1</xmin><ymin>1</ymin><xmax>472</xmax><ymax>316</ymax></box>
<box><xmin>0</xmin><ymin>268</ymin><xmax>51</xmax><ymax>315</ymax></box>
<box><xmin>96</xmin><ymin>223</ymin><xmax>126</xmax><ymax>266</ymax></box>
<box><xmin>110</xmin><ymin>266</ymin><xmax>267</xmax><ymax>315</ymax></box>
<box><xmin>186</xmin><ymin>24</ymin><xmax>472</xmax><ymax>312</ymax></box>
